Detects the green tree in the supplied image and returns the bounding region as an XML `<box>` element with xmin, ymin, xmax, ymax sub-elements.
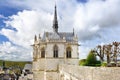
<box><xmin>85</xmin><ymin>50</ymin><xmax>98</xmax><ymax>66</ymax></box>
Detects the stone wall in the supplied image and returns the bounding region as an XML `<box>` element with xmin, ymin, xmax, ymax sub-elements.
<box><xmin>59</xmin><ymin>64</ymin><xmax>120</xmax><ymax>80</ymax></box>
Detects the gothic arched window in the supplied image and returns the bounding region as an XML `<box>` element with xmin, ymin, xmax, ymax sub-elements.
<box><xmin>66</xmin><ymin>47</ymin><xmax>72</xmax><ymax>58</ymax></box>
<box><xmin>41</xmin><ymin>48</ymin><xmax>45</xmax><ymax>58</ymax></box>
<box><xmin>53</xmin><ymin>45</ymin><xmax>58</xmax><ymax>58</ymax></box>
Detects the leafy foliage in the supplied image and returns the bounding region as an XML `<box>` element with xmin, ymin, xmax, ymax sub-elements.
<box><xmin>101</xmin><ymin>62</ymin><xmax>107</xmax><ymax>67</ymax></box>
<box><xmin>85</xmin><ymin>50</ymin><xmax>98</xmax><ymax>66</ymax></box>
<box><xmin>79</xmin><ymin>59</ymin><xmax>86</xmax><ymax>66</ymax></box>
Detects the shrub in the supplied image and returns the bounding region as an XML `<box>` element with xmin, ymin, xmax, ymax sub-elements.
<box><xmin>101</xmin><ymin>62</ymin><xmax>107</xmax><ymax>67</ymax></box>
<box><xmin>85</xmin><ymin>50</ymin><xmax>97</xmax><ymax>66</ymax></box>
<box><xmin>79</xmin><ymin>59</ymin><xmax>86</xmax><ymax>66</ymax></box>
<box><xmin>95</xmin><ymin>64</ymin><xmax>101</xmax><ymax>67</ymax></box>
<box><xmin>85</xmin><ymin>50</ymin><xmax>101</xmax><ymax>66</ymax></box>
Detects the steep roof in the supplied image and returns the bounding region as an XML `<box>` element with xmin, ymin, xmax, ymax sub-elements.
<box><xmin>42</xmin><ymin>32</ymin><xmax>75</xmax><ymax>42</ymax></box>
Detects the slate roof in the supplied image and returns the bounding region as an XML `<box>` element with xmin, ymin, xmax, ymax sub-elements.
<box><xmin>24</xmin><ymin>64</ymin><xmax>32</xmax><ymax>71</ymax></box>
<box><xmin>42</xmin><ymin>32</ymin><xmax>74</xmax><ymax>42</ymax></box>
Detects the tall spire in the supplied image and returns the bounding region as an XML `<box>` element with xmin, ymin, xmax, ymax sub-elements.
<box><xmin>53</xmin><ymin>4</ymin><xmax>58</xmax><ymax>33</ymax></box>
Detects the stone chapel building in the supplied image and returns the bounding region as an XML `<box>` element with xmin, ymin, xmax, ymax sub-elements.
<box><xmin>32</xmin><ymin>5</ymin><xmax>79</xmax><ymax>80</ymax></box>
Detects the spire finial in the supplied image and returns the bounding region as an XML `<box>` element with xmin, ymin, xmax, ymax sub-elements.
<box><xmin>34</xmin><ymin>35</ymin><xmax>37</xmax><ymax>41</ymax></box>
<box><xmin>73</xmin><ymin>28</ymin><xmax>75</xmax><ymax>36</ymax></box>
<box><xmin>39</xmin><ymin>34</ymin><xmax>41</xmax><ymax>39</ymax></box>
<box><xmin>53</xmin><ymin>3</ymin><xmax>58</xmax><ymax>33</ymax></box>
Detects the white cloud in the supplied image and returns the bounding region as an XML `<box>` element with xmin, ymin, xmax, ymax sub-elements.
<box><xmin>1</xmin><ymin>10</ymin><xmax>53</xmax><ymax>48</ymax></box>
<box><xmin>0</xmin><ymin>42</ymin><xmax>32</xmax><ymax>61</ymax></box>
<box><xmin>74</xmin><ymin>0</ymin><xmax>120</xmax><ymax>40</ymax></box>
<box><xmin>0</xmin><ymin>0</ymin><xmax>120</xmax><ymax>61</ymax></box>
<box><xmin>0</xmin><ymin>10</ymin><xmax>53</xmax><ymax>61</ymax></box>
<box><xmin>0</xmin><ymin>14</ymin><xmax>7</xmax><ymax>19</ymax></box>
<box><xmin>73</xmin><ymin>0</ymin><xmax>120</xmax><ymax>58</ymax></box>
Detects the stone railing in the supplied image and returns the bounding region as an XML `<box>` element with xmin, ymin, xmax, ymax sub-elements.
<box><xmin>59</xmin><ymin>64</ymin><xmax>120</xmax><ymax>80</ymax></box>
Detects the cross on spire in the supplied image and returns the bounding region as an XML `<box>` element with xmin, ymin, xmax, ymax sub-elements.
<box><xmin>53</xmin><ymin>4</ymin><xmax>58</xmax><ymax>33</ymax></box>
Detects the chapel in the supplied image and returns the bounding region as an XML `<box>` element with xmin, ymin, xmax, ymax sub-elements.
<box><xmin>32</xmin><ymin>5</ymin><xmax>79</xmax><ymax>80</ymax></box>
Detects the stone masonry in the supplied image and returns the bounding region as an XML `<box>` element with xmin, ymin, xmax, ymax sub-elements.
<box><xmin>59</xmin><ymin>64</ymin><xmax>120</xmax><ymax>80</ymax></box>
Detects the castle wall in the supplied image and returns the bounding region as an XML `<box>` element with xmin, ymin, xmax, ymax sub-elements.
<box><xmin>71</xmin><ymin>45</ymin><xmax>78</xmax><ymax>58</ymax></box>
<box><xmin>59</xmin><ymin>64</ymin><xmax>120</xmax><ymax>80</ymax></box>
<box><xmin>46</xmin><ymin>59</ymin><xmax>64</xmax><ymax>71</ymax></box>
<box><xmin>46</xmin><ymin>72</ymin><xmax>59</xmax><ymax>80</ymax></box>
<box><xmin>33</xmin><ymin>71</ymin><xmax>44</xmax><ymax>80</ymax></box>
<box><xmin>64</xmin><ymin>59</ymin><xmax>79</xmax><ymax>65</ymax></box>
<box><xmin>33</xmin><ymin>59</ymin><xmax>46</xmax><ymax>71</ymax></box>
<box><xmin>32</xmin><ymin>42</ymin><xmax>79</xmax><ymax>80</ymax></box>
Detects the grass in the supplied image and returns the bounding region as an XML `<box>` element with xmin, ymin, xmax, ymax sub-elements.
<box><xmin>0</xmin><ymin>60</ymin><xmax>32</xmax><ymax>69</ymax></box>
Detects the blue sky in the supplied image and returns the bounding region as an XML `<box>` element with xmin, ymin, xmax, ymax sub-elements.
<box><xmin>0</xmin><ymin>0</ymin><xmax>120</xmax><ymax>61</ymax></box>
